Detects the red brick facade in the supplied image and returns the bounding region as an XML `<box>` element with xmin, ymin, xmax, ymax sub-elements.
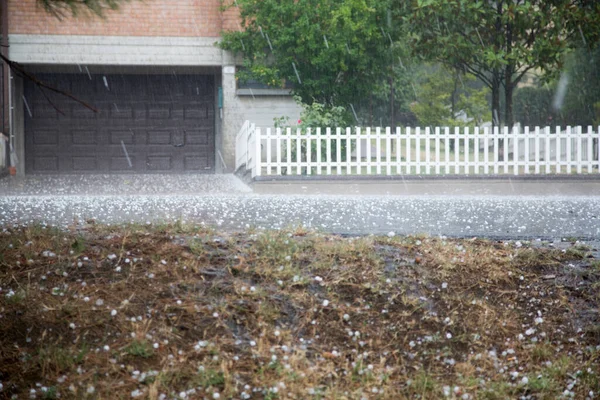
<box><xmin>9</xmin><ymin>0</ymin><xmax>240</xmax><ymax>37</ymax></box>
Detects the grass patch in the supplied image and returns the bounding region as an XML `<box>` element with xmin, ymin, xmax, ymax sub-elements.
<box><xmin>125</xmin><ymin>339</ymin><xmax>154</xmax><ymax>358</ymax></box>
<box><xmin>0</xmin><ymin>224</ymin><xmax>598</xmax><ymax>399</ymax></box>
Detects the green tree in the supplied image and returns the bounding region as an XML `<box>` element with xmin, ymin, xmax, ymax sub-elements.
<box><xmin>219</xmin><ymin>0</ymin><xmax>401</xmax><ymax>125</ymax></box>
<box><xmin>398</xmin><ymin>0</ymin><xmax>600</xmax><ymax>128</ymax></box>
<box><xmin>410</xmin><ymin>64</ymin><xmax>490</xmax><ymax>130</ymax></box>
<box><xmin>37</xmin><ymin>0</ymin><xmax>130</xmax><ymax>18</ymax></box>
<box><xmin>514</xmin><ymin>44</ymin><xmax>600</xmax><ymax>127</ymax></box>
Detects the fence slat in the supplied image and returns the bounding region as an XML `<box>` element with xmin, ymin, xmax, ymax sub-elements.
<box><xmin>415</xmin><ymin>127</ymin><xmax>421</xmax><ymax>174</ymax></box>
<box><xmin>484</xmin><ymin>127</ymin><xmax>489</xmax><ymax>174</ymax></box>
<box><xmin>464</xmin><ymin>127</ymin><xmax>470</xmax><ymax>175</ymax></box>
<box><xmin>425</xmin><ymin>127</ymin><xmax>431</xmax><ymax>175</ymax></box>
<box><xmin>544</xmin><ymin>127</ymin><xmax>551</xmax><ymax>174</ymax></box>
<box><xmin>493</xmin><ymin>126</ymin><xmax>499</xmax><ymax>174</ymax></box>
<box><xmin>336</xmin><ymin>128</ymin><xmax>342</xmax><ymax>175</ymax></box>
<box><xmin>566</xmin><ymin>126</ymin><xmax>572</xmax><ymax>174</ymax></box>
<box><xmin>365</xmin><ymin>127</ymin><xmax>371</xmax><ymax>175</ymax></box>
<box><xmin>385</xmin><ymin>127</ymin><xmax>391</xmax><ymax>175</ymax></box>
<box><xmin>524</xmin><ymin>126</ymin><xmax>530</xmax><ymax>174</ymax></box>
<box><xmin>597</xmin><ymin>126</ymin><xmax>600</xmax><ymax>171</ymax></box>
<box><xmin>513</xmin><ymin>126</ymin><xmax>519</xmax><ymax>175</ymax></box>
<box><xmin>577</xmin><ymin>126</ymin><xmax>583</xmax><ymax>174</ymax></box>
<box><xmin>376</xmin><ymin>127</ymin><xmax>382</xmax><ymax>175</ymax></box>
<box><xmin>315</xmin><ymin>128</ymin><xmax>322</xmax><ymax>175</ymax></box>
<box><xmin>266</xmin><ymin>128</ymin><xmax>272</xmax><ymax>175</ymax></box>
<box><xmin>286</xmin><ymin>128</ymin><xmax>292</xmax><ymax>176</ymax></box>
<box><xmin>296</xmin><ymin>128</ymin><xmax>302</xmax><ymax>175</ymax></box>
<box><xmin>396</xmin><ymin>127</ymin><xmax>402</xmax><ymax>175</ymax></box>
<box><xmin>587</xmin><ymin>126</ymin><xmax>593</xmax><ymax>173</ymax></box>
<box><xmin>254</xmin><ymin>128</ymin><xmax>262</xmax><ymax>177</ymax></box>
<box><xmin>454</xmin><ymin>127</ymin><xmax>460</xmax><ymax>175</ymax></box>
<box><xmin>444</xmin><ymin>127</ymin><xmax>450</xmax><ymax>175</ymax></box>
<box><xmin>406</xmin><ymin>127</ymin><xmax>412</xmax><ymax>175</ymax></box>
<box><xmin>534</xmin><ymin>126</ymin><xmax>540</xmax><ymax>175</ymax></box>
<box><xmin>435</xmin><ymin>127</ymin><xmax>441</xmax><ymax>174</ymax></box>
<box><xmin>276</xmin><ymin>128</ymin><xmax>282</xmax><ymax>175</ymax></box>
<box><xmin>326</xmin><ymin>128</ymin><xmax>332</xmax><ymax>175</ymax></box>
<box><xmin>346</xmin><ymin>127</ymin><xmax>352</xmax><ymax>175</ymax></box>
<box><xmin>306</xmin><ymin>128</ymin><xmax>312</xmax><ymax>175</ymax></box>
<box><xmin>556</xmin><ymin>126</ymin><xmax>561</xmax><ymax>174</ymax></box>
<box><xmin>474</xmin><ymin>127</ymin><xmax>479</xmax><ymax>175</ymax></box>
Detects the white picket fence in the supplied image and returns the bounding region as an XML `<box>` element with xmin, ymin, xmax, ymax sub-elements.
<box><xmin>235</xmin><ymin>122</ymin><xmax>600</xmax><ymax>178</ymax></box>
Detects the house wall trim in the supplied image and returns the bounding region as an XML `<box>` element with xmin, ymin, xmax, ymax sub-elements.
<box><xmin>9</xmin><ymin>34</ymin><xmax>228</xmax><ymax>66</ymax></box>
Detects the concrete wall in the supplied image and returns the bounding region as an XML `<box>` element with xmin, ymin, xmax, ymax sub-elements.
<box><xmin>9</xmin><ymin>34</ymin><xmax>225</xmax><ymax>66</ymax></box>
<box><xmin>221</xmin><ymin>65</ymin><xmax>302</xmax><ymax>171</ymax></box>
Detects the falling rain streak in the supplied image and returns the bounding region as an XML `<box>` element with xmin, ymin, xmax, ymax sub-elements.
<box><xmin>475</xmin><ymin>28</ymin><xmax>485</xmax><ymax>48</ymax></box>
<box><xmin>410</xmin><ymin>83</ymin><xmax>418</xmax><ymax>99</ymax></box>
<box><xmin>553</xmin><ymin>73</ymin><xmax>569</xmax><ymax>111</ymax></box>
<box><xmin>103</xmin><ymin>76</ymin><xmax>110</xmax><ymax>90</ymax></box>
<box><xmin>578</xmin><ymin>25</ymin><xmax>586</xmax><ymax>46</ymax></box>
<box><xmin>292</xmin><ymin>62</ymin><xmax>301</xmax><ymax>84</ymax></box>
<box><xmin>398</xmin><ymin>57</ymin><xmax>405</xmax><ymax>70</ymax></box>
<box><xmin>120</xmin><ymin>141</ymin><xmax>133</xmax><ymax>168</ymax></box>
<box><xmin>84</xmin><ymin>66</ymin><xmax>92</xmax><ymax>80</ymax></box>
<box><xmin>349</xmin><ymin>103</ymin><xmax>359</xmax><ymax>123</ymax></box>
<box><xmin>265</xmin><ymin>33</ymin><xmax>274</xmax><ymax>52</ymax></box>
<box><xmin>22</xmin><ymin>96</ymin><xmax>32</xmax><ymax>118</ymax></box>
<box><xmin>323</xmin><ymin>35</ymin><xmax>329</xmax><ymax>49</ymax></box>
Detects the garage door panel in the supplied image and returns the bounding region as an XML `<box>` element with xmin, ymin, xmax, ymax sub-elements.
<box><xmin>70</xmin><ymin>129</ymin><xmax>97</xmax><ymax>145</ymax></box>
<box><xmin>110</xmin><ymin>104</ymin><xmax>134</xmax><ymax>119</ymax></box>
<box><xmin>186</xmin><ymin>128</ymin><xmax>211</xmax><ymax>145</ymax></box>
<box><xmin>34</xmin><ymin>156</ymin><xmax>59</xmax><ymax>171</ymax></box>
<box><xmin>110</xmin><ymin>130</ymin><xmax>135</xmax><ymax>145</ymax></box>
<box><xmin>32</xmin><ymin>129</ymin><xmax>59</xmax><ymax>145</ymax></box>
<box><xmin>147</xmin><ymin>104</ymin><xmax>172</xmax><ymax>119</ymax></box>
<box><xmin>72</xmin><ymin>156</ymin><xmax>98</xmax><ymax>172</ymax></box>
<box><xmin>146</xmin><ymin>155</ymin><xmax>172</xmax><ymax>171</ymax></box>
<box><xmin>25</xmin><ymin>73</ymin><xmax>215</xmax><ymax>174</ymax></box>
<box><xmin>32</xmin><ymin>103</ymin><xmax>60</xmax><ymax>119</ymax></box>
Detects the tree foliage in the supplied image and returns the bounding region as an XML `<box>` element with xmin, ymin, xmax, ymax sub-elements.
<box><xmin>219</xmin><ymin>0</ymin><xmax>400</xmax><ymax>121</ymax></box>
<box><xmin>398</xmin><ymin>0</ymin><xmax>600</xmax><ymax>127</ymax></box>
<box><xmin>37</xmin><ymin>0</ymin><xmax>129</xmax><ymax>18</ymax></box>
<box><xmin>410</xmin><ymin>65</ymin><xmax>490</xmax><ymax>128</ymax></box>
<box><xmin>514</xmin><ymin>45</ymin><xmax>600</xmax><ymax>127</ymax></box>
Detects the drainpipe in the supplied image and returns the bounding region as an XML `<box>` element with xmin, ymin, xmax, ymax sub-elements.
<box><xmin>1</xmin><ymin>0</ymin><xmax>8</xmax><ymax>130</ymax></box>
<box><xmin>1</xmin><ymin>0</ymin><xmax>9</xmax><ymax>172</ymax></box>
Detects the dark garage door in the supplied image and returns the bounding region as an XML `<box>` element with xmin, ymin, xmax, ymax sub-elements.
<box><xmin>24</xmin><ymin>73</ymin><xmax>215</xmax><ymax>174</ymax></box>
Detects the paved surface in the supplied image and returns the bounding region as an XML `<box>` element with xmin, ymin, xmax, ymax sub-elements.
<box><xmin>0</xmin><ymin>175</ymin><xmax>599</xmax><ymax>240</ymax></box>
<box><xmin>0</xmin><ymin>174</ymin><xmax>251</xmax><ymax>196</ymax></box>
<box><xmin>253</xmin><ymin>177</ymin><xmax>600</xmax><ymax>196</ymax></box>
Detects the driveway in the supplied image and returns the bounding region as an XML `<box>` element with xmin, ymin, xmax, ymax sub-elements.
<box><xmin>0</xmin><ymin>175</ymin><xmax>599</xmax><ymax>240</ymax></box>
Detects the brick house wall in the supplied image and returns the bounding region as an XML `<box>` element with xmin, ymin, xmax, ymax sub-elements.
<box><xmin>8</xmin><ymin>0</ymin><xmax>238</xmax><ymax>37</ymax></box>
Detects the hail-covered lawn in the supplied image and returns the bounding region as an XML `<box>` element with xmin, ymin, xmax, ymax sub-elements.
<box><xmin>0</xmin><ymin>224</ymin><xmax>599</xmax><ymax>400</ymax></box>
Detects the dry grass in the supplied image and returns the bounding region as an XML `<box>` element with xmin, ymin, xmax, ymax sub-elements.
<box><xmin>0</xmin><ymin>224</ymin><xmax>599</xmax><ymax>399</ymax></box>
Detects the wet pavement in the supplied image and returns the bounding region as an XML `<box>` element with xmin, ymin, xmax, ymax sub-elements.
<box><xmin>0</xmin><ymin>174</ymin><xmax>599</xmax><ymax>240</ymax></box>
<box><xmin>0</xmin><ymin>174</ymin><xmax>251</xmax><ymax>196</ymax></box>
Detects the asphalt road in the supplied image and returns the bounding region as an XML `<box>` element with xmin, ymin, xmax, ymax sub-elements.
<box><xmin>0</xmin><ymin>175</ymin><xmax>598</xmax><ymax>240</ymax></box>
